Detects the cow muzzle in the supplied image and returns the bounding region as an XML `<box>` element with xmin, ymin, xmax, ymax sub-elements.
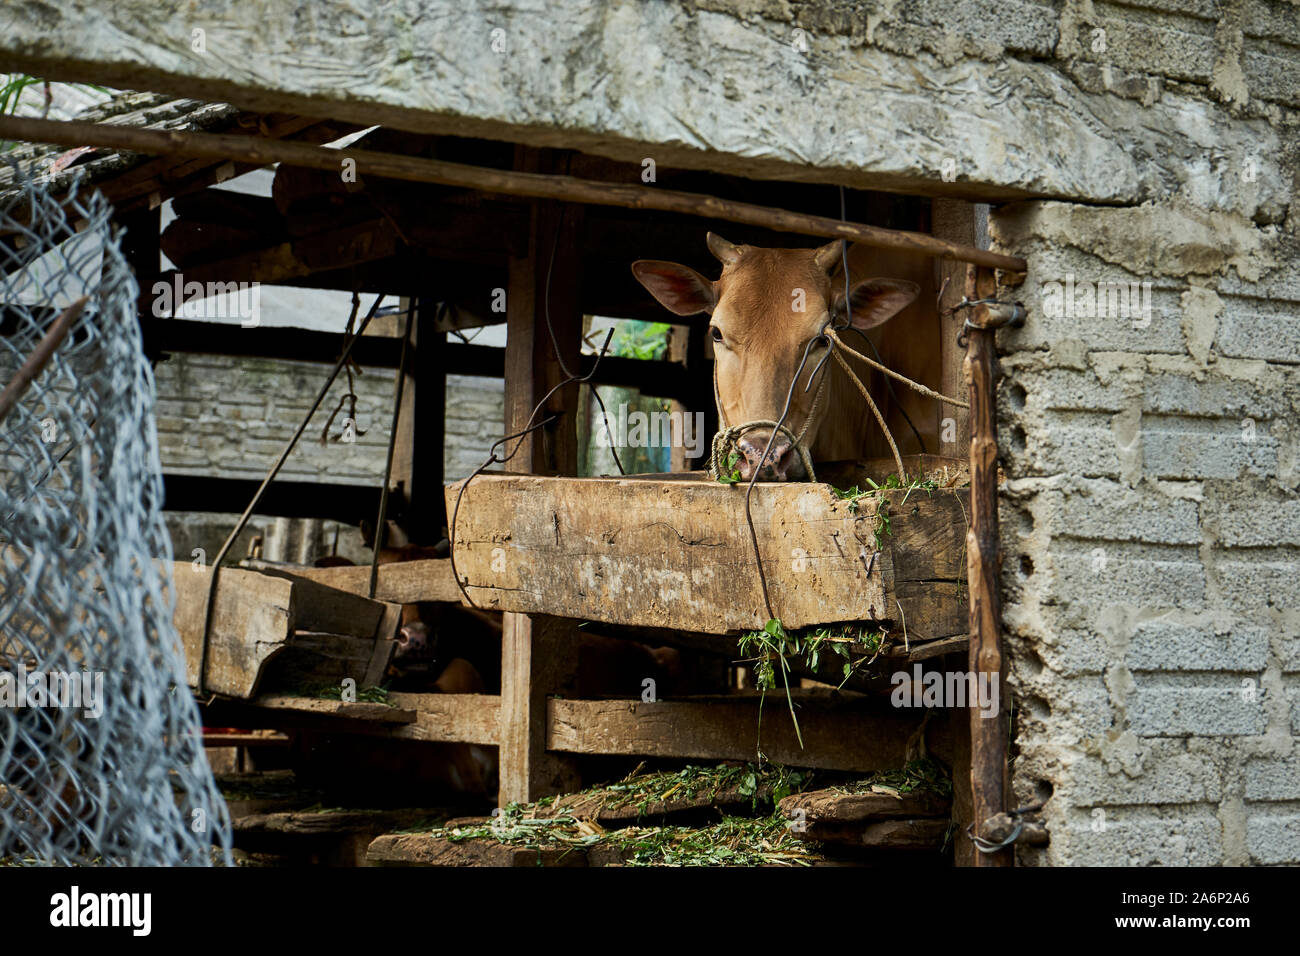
<box><xmin>735</xmin><ymin>433</ymin><xmax>803</xmax><ymax>481</ymax></box>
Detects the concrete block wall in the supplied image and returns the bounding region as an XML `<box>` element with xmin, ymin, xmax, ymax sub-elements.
<box><xmin>154</xmin><ymin>353</ymin><xmax>505</xmax><ymax>555</ymax></box>
<box><xmin>154</xmin><ymin>354</ymin><xmax>505</xmax><ymax>485</ymax></box>
<box><xmin>788</xmin><ymin>0</ymin><xmax>1300</xmax><ymax>865</ymax></box>
<box><xmin>991</xmin><ymin>205</ymin><xmax>1299</xmax><ymax>865</ymax></box>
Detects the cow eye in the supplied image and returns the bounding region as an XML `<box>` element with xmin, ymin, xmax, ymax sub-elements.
<box><xmin>709</xmin><ymin>326</ymin><xmax>724</xmax><ymax>344</ymax></box>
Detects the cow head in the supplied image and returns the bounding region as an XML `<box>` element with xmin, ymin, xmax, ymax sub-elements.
<box><xmin>632</xmin><ymin>233</ymin><xmax>918</xmax><ymax>480</ymax></box>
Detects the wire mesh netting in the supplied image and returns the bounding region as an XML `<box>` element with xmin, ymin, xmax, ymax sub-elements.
<box><xmin>0</xmin><ymin>169</ymin><xmax>231</xmax><ymax>865</ymax></box>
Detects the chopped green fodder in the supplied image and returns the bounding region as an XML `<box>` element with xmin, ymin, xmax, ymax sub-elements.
<box><xmin>291</xmin><ymin>680</ymin><xmax>390</xmax><ymax>704</ymax></box>
<box><xmin>738</xmin><ymin>619</ymin><xmax>892</xmax><ymax>751</ymax></box>
<box><xmin>835</xmin><ymin>756</ymin><xmax>953</xmax><ymax>799</ymax></box>
<box><xmin>414</xmin><ymin>762</ymin><xmax>823</xmax><ymax>866</ymax></box>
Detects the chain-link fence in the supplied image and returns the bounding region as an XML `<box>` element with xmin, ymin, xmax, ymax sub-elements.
<box><xmin>0</xmin><ymin>169</ymin><xmax>231</xmax><ymax>865</ymax></box>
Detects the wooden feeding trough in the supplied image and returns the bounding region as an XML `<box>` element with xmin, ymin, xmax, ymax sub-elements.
<box><xmin>168</xmin><ymin>561</ymin><xmax>403</xmax><ymax>699</ymax></box>
<box><xmin>445</xmin><ymin>466</ymin><xmax>968</xmax><ymax>642</ymax></box>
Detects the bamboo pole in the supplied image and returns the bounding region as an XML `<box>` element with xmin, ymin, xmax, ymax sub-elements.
<box><xmin>0</xmin><ymin>115</ymin><xmax>1027</xmax><ymax>272</ymax></box>
<box><xmin>964</xmin><ymin>264</ymin><xmax>1011</xmax><ymax>866</ymax></box>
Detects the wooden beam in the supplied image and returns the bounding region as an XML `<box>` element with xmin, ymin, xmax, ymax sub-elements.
<box><xmin>934</xmin><ymin>199</ymin><xmax>976</xmax><ymax>456</ymax></box>
<box><xmin>501</xmin><ymin>613</ymin><xmax>582</xmax><ymax>803</ymax></box>
<box><xmin>367</xmin><ymin>833</ymin><xmax>591</xmax><ymax>867</ymax></box>
<box><xmin>386</xmin><ymin>692</ymin><xmax>501</xmax><ymax>746</ymax></box>
<box><xmin>152</xmin><ymin>217</ymin><xmax>403</xmax><ymax>299</ymax></box>
<box><xmin>777</xmin><ymin>787</ymin><xmax>951</xmax><ymax>823</ymax></box>
<box><xmin>201</xmin><ymin>694</ymin><xmax>418</xmax><ymax>735</ymax></box>
<box><xmin>964</xmin><ymin>264</ymin><xmax>1010</xmax><ymax>867</ymax></box>
<box><xmin>170</xmin><ymin>563</ymin><xmax>295</xmax><ymax>698</ymax></box>
<box><xmin>147</xmin><ymin>319</ymin><xmax>692</xmax><ymax>397</ymax></box>
<box><xmin>244</xmin><ymin>557</ymin><xmax>462</xmax><ymax>605</ymax></box>
<box><xmin>446</xmin><ymin>473</ymin><xmax>967</xmax><ymax>635</ymax></box>
<box><xmin>162</xmin><ymin>474</ymin><xmax>381</xmax><ymax>522</ymax></box>
<box><xmin>391</xmin><ymin>299</ymin><xmax>446</xmax><ymax>541</ymax></box>
<box><xmin>547</xmin><ymin>696</ymin><xmax>946</xmax><ymax>773</ymax></box>
<box><xmin>151</xmin><ymin>319</ymin><xmax>407</xmax><ymax>367</ymax></box>
<box><xmin>250</xmin><ymin>694</ymin><xmax>415</xmax><ymax>724</ymax></box>
<box><xmin>0</xmin><ymin>115</ymin><xmax>1027</xmax><ymax>272</ymax></box>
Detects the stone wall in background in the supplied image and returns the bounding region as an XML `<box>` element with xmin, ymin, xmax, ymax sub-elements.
<box><xmin>155</xmin><ymin>353</ymin><xmax>505</xmax><ymax>557</ymax></box>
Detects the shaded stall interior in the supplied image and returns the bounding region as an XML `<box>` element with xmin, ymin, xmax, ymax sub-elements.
<box><xmin>1</xmin><ymin>99</ymin><xmax>1009</xmax><ymax>865</ymax></box>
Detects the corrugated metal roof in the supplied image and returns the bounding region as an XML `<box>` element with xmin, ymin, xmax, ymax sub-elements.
<box><xmin>1</xmin><ymin>90</ymin><xmax>239</xmax><ymax>199</ymax></box>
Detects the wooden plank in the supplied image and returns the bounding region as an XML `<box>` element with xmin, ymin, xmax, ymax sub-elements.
<box><xmin>547</xmin><ymin>696</ymin><xmax>946</xmax><ymax>773</ymax></box>
<box><xmin>251</xmin><ymin>557</ymin><xmax>462</xmax><ymax>605</ymax></box>
<box><xmin>501</xmin><ymin>613</ymin><xmax>582</xmax><ymax>804</ymax></box>
<box><xmin>447</xmin><ymin>474</ymin><xmax>966</xmax><ymax>634</ymax></box>
<box><xmin>170</xmin><ymin>562</ymin><xmax>294</xmax><ymax>698</ymax></box>
<box><xmin>386</xmin><ymin>692</ymin><xmax>501</xmax><ymax>746</ymax></box>
<box><xmin>363</xmin><ymin>604</ymin><xmax>403</xmax><ymax>687</ymax></box>
<box><xmin>498</xmin><ymin>164</ymin><xmax>586</xmax><ymax>805</ymax></box>
<box><xmin>249</xmin><ymin>695</ymin><xmax>416</xmax><ymax>724</ymax></box>
<box><xmin>271</xmin><ymin>575</ymin><xmax>395</xmax><ymax>640</ymax></box>
<box><xmin>504</xmin><ymin>194</ymin><xmax>582</xmax><ymax>475</ymax></box>
<box><xmin>777</xmin><ymin>787</ymin><xmax>951</xmax><ymax>823</ymax></box>
<box><xmin>802</xmin><ymin>817</ymin><xmax>951</xmax><ymax>849</ymax></box>
<box><xmin>933</xmin><ymin>199</ymin><xmax>976</xmax><ymax>456</ymax></box>
<box><xmin>235</xmin><ymin>807</ymin><xmax>433</xmax><ymax>837</ymax></box>
<box><xmin>534</xmin><ymin>780</ymin><xmax>787</xmax><ymax>827</ymax></box>
<box><xmin>965</xmin><ymin>263</ymin><xmax>1011</xmax><ymax>867</ymax></box>
<box><xmin>950</xmin><ymin>693</ymin><xmax>976</xmax><ymax>867</ymax></box>
<box><xmin>259</xmin><ymin>630</ymin><xmax>376</xmax><ymax>689</ymax></box>
<box><xmin>366</xmin><ymin>832</ymin><xmax>590</xmax><ymax>867</ymax></box>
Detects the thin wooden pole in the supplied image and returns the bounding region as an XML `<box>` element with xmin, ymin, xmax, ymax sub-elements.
<box><xmin>0</xmin><ymin>115</ymin><xmax>1027</xmax><ymax>273</ymax></box>
<box><xmin>0</xmin><ymin>296</ymin><xmax>86</xmax><ymax>427</ymax></box>
<box><xmin>964</xmin><ymin>264</ymin><xmax>1010</xmax><ymax>866</ymax></box>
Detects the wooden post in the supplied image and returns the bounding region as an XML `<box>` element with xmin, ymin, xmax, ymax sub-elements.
<box><xmin>933</xmin><ymin>199</ymin><xmax>974</xmax><ymax>455</ymax></box>
<box><xmin>684</xmin><ymin>321</ymin><xmax>715</xmax><ymax>472</ymax></box>
<box><xmin>935</xmin><ymin>201</ymin><xmax>977</xmax><ymax>866</ymax></box>
<box><xmin>964</xmin><ymin>264</ymin><xmax>1010</xmax><ymax>866</ymax></box>
<box><xmin>498</xmin><ymin>148</ymin><xmax>584</xmax><ymax>804</ymax></box>
<box><xmin>667</xmin><ymin>323</ymin><xmax>689</xmax><ymax>474</ymax></box>
<box><xmin>120</xmin><ymin>205</ymin><xmax>161</xmax><ymax>363</ymax></box>
<box><xmin>391</xmin><ymin>296</ymin><xmax>446</xmax><ymax>540</ymax></box>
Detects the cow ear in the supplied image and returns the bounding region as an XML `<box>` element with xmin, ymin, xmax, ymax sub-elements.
<box><xmin>833</xmin><ymin>278</ymin><xmax>919</xmax><ymax>330</ymax></box>
<box><xmin>631</xmin><ymin>260</ymin><xmax>717</xmax><ymax>316</ymax></box>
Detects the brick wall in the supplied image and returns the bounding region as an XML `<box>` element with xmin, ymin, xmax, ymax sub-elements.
<box><xmin>155</xmin><ymin>353</ymin><xmax>505</xmax><ymax>555</ymax></box>
<box><xmin>991</xmin><ymin>198</ymin><xmax>1298</xmax><ymax>865</ymax></box>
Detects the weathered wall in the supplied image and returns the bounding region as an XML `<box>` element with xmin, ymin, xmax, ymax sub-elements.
<box><xmin>0</xmin><ymin>0</ymin><xmax>1288</xmax><ymax>206</ymax></box>
<box><xmin>154</xmin><ymin>354</ymin><xmax>505</xmax><ymax>557</ymax></box>
<box><xmin>993</xmin><ymin>205</ymin><xmax>1299</xmax><ymax>865</ymax></box>
<box><xmin>155</xmin><ymin>355</ymin><xmax>504</xmax><ymax>484</ymax></box>
<box><xmin>976</xmin><ymin>1</ymin><xmax>1300</xmax><ymax>865</ymax></box>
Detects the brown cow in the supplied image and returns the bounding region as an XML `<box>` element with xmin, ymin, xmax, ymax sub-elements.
<box><xmin>632</xmin><ymin>233</ymin><xmax>922</xmax><ymax>480</ymax></box>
